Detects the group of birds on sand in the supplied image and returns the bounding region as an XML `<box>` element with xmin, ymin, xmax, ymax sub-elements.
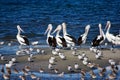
<box><xmin>15</xmin><ymin>21</ymin><xmax>120</xmax><ymax>50</ymax></box>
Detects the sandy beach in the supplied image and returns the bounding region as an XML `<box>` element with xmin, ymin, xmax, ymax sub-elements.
<box><xmin>0</xmin><ymin>47</ymin><xmax>120</xmax><ymax>74</ymax></box>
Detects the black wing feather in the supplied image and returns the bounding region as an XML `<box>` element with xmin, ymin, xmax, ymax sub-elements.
<box><xmin>22</xmin><ymin>36</ymin><xmax>29</xmax><ymax>45</ymax></box>
<box><xmin>59</xmin><ymin>37</ymin><xmax>67</xmax><ymax>47</ymax></box>
<box><xmin>48</xmin><ymin>37</ymin><xmax>53</xmax><ymax>46</ymax></box>
<box><xmin>66</xmin><ymin>35</ymin><xmax>76</xmax><ymax>43</ymax></box>
<box><xmin>77</xmin><ymin>36</ymin><xmax>82</xmax><ymax>45</ymax></box>
<box><xmin>92</xmin><ymin>36</ymin><xmax>104</xmax><ymax>47</ymax></box>
<box><xmin>52</xmin><ymin>37</ymin><xmax>57</xmax><ymax>47</ymax></box>
<box><xmin>48</xmin><ymin>37</ymin><xmax>57</xmax><ymax>47</ymax></box>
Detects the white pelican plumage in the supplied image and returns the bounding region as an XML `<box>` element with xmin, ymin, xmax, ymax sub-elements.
<box><xmin>62</xmin><ymin>22</ymin><xmax>76</xmax><ymax>47</ymax></box>
<box><xmin>44</xmin><ymin>24</ymin><xmax>57</xmax><ymax>48</ymax></box>
<box><xmin>105</xmin><ymin>21</ymin><xmax>120</xmax><ymax>45</ymax></box>
<box><xmin>52</xmin><ymin>25</ymin><xmax>67</xmax><ymax>47</ymax></box>
<box><xmin>91</xmin><ymin>24</ymin><xmax>105</xmax><ymax>47</ymax></box>
<box><xmin>16</xmin><ymin>25</ymin><xmax>29</xmax><ymax>45</ymax></box>
<box><xmin>77</xmin><ymin>25</ymin><xmax>90</xmax><ymax>45</ymax></box>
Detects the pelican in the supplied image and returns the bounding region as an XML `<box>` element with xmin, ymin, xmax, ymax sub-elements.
<box><xmin>52</xmin><ymin>25</ymin><xmax>67</xmax><ymax>47</ymax></box>
<box><xmin>105</xmin><ymin>21</ymin><xmax>120</xmax><ymax>45</ymax></box>
<box><xmin>44</xmin><ymin>24</ymin><xmax>57</xmax><ymax>48</ymax></box>
<box><xmin>16</xmin><ymin>25</ymin><xmax>29</xmax><ymax>46</ymax></box>
<box><xmin>91</xmin><ymin>24</ymin><xmax>105</xmax><ymax>47</ymax></box>
<box><xmin>62</xmin><ymin>22</ymin><xmax>76</xmax><ymax>47</ymax></box>
<box><xmin>77</xmin><ymin>25</ymin><xmax>90</xmax><ymax>45</ymax></box>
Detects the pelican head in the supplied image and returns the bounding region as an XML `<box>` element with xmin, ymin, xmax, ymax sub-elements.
<box><xmin>62</xmin><ymin>22</ymin><xmax>66</xmax><ymax>29</ymax></box>
<box><xmin>44</xmin><ymin>24</ymin><xmax>52</xmax><ymax>35</ymax></box>
<box><xmin>99</xmin><ymin>24</ymin><xmax>102</xmax><ymax>28</ymax></box>
<box><xmin>62</xmin><ymin>22</ymin><xmax>67</xmax><ymax>35</ymax></box>
<box><xmin>105</xmin><ymin>21</ymin><xmax>111</xmax><ymax>30</ymax></box>
<box><xmin>52</xmin><ymin>25</ymin><xmax>62</xmax><ymax>34</ymax></box>
<box><xmin>85</xmin><ymin>25</ymin><xmax>90</xmax><ymax>30</ymax></box>
<box><xmin>17</xmin><ymin>25</ymin><xmax>24</xmax><ymax>32</ymax></box>
<box><xmin>85</xmin><ymin>25</ymin><xmax>90</xmax><ymax>34</ymax></box>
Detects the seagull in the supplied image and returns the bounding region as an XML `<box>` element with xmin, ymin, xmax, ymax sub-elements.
<box><xmin>74</xmin><ymin>63</ymin><xmax>79</xmax><ymax>70</ymax></box>
<box><xmin>44</xmin><ymin>24</ymin><xmax>57</xmax><ymax>48</ymax></box>
<box><xmin>48</xmin><ymin>63</ymin><xmax>54</xmax><ymax>70</ymax></box>
<box><xmin>91</xmin><ymin>24</ymin><xmax>105</xmax><ymax>48</ymax></box>
<box><xmin>16</xmin><ymin>25</ymin><xmax>29</xmax><ymax>46</ymax></box>
<box><xmin>67</xmin><ymin>65</ymin><xmax>73</xmax><ymax>72</ymax></box>
<box><xmin>62</xmin><ymin>22</ymin><xmax>76</xmax><ymax>47</ymax></box>
<box><xmin>3</xmin><ymin>74</ymin><xmax>10</xmax><ymax>80</ymax></box>
<box><xmin>39</xmin><ymin>68</ymin><xmax>44</xmax><ymax>73</ymax></box>
<box><xmin>30</xmin><ymin>74</ymin><xmax>37</xmax><ymax>79</ymax></box>
<box><xmin>25</xmin><ymin>66</ymin><xmax>30</xmax><ymax>72</ymax></box>
<box><xmin>78</xmin><ymin>25</ymin><xmax>90</xmax><ymax>45</ymax></box>
<box><xmin>52</xmin><ymin>25</ymin><xmax>67</xmax><ymax>48</ymax></box>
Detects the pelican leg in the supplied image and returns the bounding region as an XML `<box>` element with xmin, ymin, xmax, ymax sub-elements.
<box><xmin>19</xmin><ymin>45</ymin><xmax>22</xmax><ymax>50</ymax></box>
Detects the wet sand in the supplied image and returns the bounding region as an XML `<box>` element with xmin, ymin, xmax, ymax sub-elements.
<box><xmin>0</xmin><ymin>47</ymin><xmax>120</xmax><ymax>74</ymax></box>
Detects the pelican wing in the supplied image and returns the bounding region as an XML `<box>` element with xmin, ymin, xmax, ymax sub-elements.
<box><xmin>22</xmin><ymin>36</ymin><xmax>29</xmax><ymax>45</ymax></box>
<box><xmin>48</xmin><ymin>37</ymin><xmax>53</xmax><ymax>46</ymax></box>
<box><xmin>91</xmin><ymin>35</ymin><xmax>104</xmax><ymax>46</ymax></box>
<box><xmin>59</xmin><ymin>37</ymin><xmax>67</xmax><ymax>47</ymax></box>
<box><xmin>65</xmin><ymin>35</ymin><xmax>76</xmax><ymax>43</ymax></box>
<box><xmin>52</xmin><ymin>37</ymin><xmax>57</xmax><ymax>47</ymax></box>
<box><xmin>48</xmin><ymin>36</ymin><xmax>57</xmax><ymax>47</ymax></box>
<box><xmin>77</xmin><ymin>36</ymin><xmax>82</xmax><ymax>45</ymax></box>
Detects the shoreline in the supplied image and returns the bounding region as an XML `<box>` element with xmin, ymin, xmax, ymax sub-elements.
<box><xmin>0</xmin><ymin>47</ymin><xmax>120</xmax><ymax>74</ymax></box>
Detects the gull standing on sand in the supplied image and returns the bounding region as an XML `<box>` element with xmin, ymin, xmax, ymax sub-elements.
<box><xmin>91</xmin><ymin>24</ymin><xmax>105</xmax><ymax>48</ymax></box>
<box><xmin>44</xmin><ymin>24</ymin><xmax>57</xmax><ymax>48</ymax></box>
<box><xmin>59</xmin><ymin>52</ymin><xmax>66</xmax><ymax>60</ymax></box>
<box><xmin>77</xmin><ymin>25</ymin><xmax>90</xmax><ymax>45</ymax></box>
<box><xmin>39</xmin><ymin>68</ymin><xmax>44</xmax><ymax>73</ymax></box>
<box><xmin>62</xmin><ymin>22</ymin><xmax>76</xmax><ymax>47</ymax></box>
<box><xmin>48</xmin><ymin>63</ymin><xmax>54</xmax><ymax>70</ymax></box>
<box><xmin>74</xmin><ymin>63</ymin><xmax>79</xmax><ymax>70</ymax></box>
<box><xmin>52</xmin><ymin>25</ymin><xmax>67</xmax><ymax>48</ymax></box>
<box><xmin>16</xmin><ymin>25</ymin><xmax>29</xmax><ymax>46</ymax></box>
<box><xmin>67</xmin><ymin>65</ymin><xmax>73</xmax><ymax>72</ymax></box>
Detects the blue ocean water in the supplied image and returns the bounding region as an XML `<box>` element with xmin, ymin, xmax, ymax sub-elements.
<box><xmin>0</xmin><ymin>0</ymin><xmax>120</xmax><ymax>54</ymax></box>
